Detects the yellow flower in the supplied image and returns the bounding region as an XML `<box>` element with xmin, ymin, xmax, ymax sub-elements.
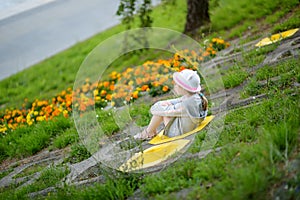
<box><xmin>0</xmin><ymin>125</ymin><xmax>7</xmax><ymax>133</ymax></box>
<box><xmin>111</xmin><ymin>101</ymin><xmax>116</xmax><ymax>107</ymax></box>
<box><xmin>93</xmin><ymin>89</ymin><xmax>99</xmax><ymax>96</ymax></box>
<box><xmin>27</xmin><ymin>120</ymin><xmax>33</xmax><ymax>126</ymax></box>
<box><xmin>36</xmin><ymin>116</ymin><xmax>46</xmax><ymax>122</ymax></box>
<box><xmin>95</xmin><ymin>96</ymin><xmax>101</xmax><ymax>101</ymax></box>
<box><xmin>16</xmin><ymin>116</ymin><xmax>23</xmax><ymax>123</ymax></box>
<box><xmin>100</xmin><ymin>90</ymin><xmax>107</xmax><ymax>96</ymax></box>
<box><xmin>128</xmin><ymin>80</ymin><xmax>134</xmax><ymax>86</ymax></box>
<box><xmin>132</xmin><ymin>91</ymin><xmax>139</xmax><ymax>99</ymax></box>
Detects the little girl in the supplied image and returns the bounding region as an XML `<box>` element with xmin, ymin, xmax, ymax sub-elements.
<box><xmin>134</xmin><ymin>69</ymin><xmax>208</xmax><ymax>140</ymax></box>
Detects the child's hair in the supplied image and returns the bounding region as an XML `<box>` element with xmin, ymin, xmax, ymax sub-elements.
<box><xmin>200</xmin><ymin>95</ymin><xmax>208</xmax><ymax>111</ymax></box>
<box><xmin>187</xmin><ymin>91</ymin><xmax>208</xmax><ymax>111</ymax></box>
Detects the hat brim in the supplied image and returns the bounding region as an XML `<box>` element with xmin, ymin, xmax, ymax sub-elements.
<box><xmin>173</xmin><ymin>72</ymin><xmax>201</xmax><ymax>93</ymax></box>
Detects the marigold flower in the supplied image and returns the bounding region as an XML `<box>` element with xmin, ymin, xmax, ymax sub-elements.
<box><xmin>132</xmin><ymin>91</ymin><xmax>139</xmax><ymax>99</ymax></box>
<box><xmin>0</xmin><ymin>125</ymin><xmax>7</xmax><ymax>133</ymax></box>
<box><xmin>36</xmin><ymin>116</ymin><xmax>46</xmax><ymax>122</ymax></box>
<box><xmin>82</xmin><ymin>85</ymin><xmax>89</xmax><ymax>93</ymax></box>
<box><xmin>63</xmin><ymin>110</ymin><xmax>68</xmax><ymax>118</ymax></box>
<box><xmin>95</xmin><ymin>96</ymin><xmax>101</xmax><ymax>101</ymax></box>
<box><xmin>162</xmin><ymin>86</ymin><xmax>169</xmax><ymax>92</ymax></box>
<box><xmin>93</xmin><ymin>89</ymin><xmax>99</xmax><ymax>96</ymax></box>
<box><xmin>106</xmin><ymin>94</ymin><xmax>112</xmax><ymax>101</ymax></box>
<box><xmin>174</xmin><ymin>53</ymin><xmax>180</xmax><ymax>61</ymax></box>
<box><xmin>111</xmin><ymin>101</ymin><xmax>115</xmax><ymax>107</ymax></box>
<box><xmin>109</xmin><ymin>84</ymin><xmax>115</xmax><ymax>91</ymax></box>
<box><xmin>173</xmin><ymin>60</ymin><xmax>180</xmax><ymax>67</ymax></box>
<box><xmin>103</xmin><ymin>81</ymin><xmax>110</xmax><ymax>88</ymax></box>
<box><xmin>125</xmin><ymin>96</ymin><xmax>131</xmax><ymax>102</ymax></box>
<box><xmin>141</xmin><ymin>85</ymin><xmax>149</xmax><ymax>91</ymax></box>
<box><xmin>100</xmin><ymin>90</ymin><xmax>107</xmax><ymax>96</ymax></box>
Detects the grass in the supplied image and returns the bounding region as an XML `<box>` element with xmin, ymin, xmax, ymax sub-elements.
<box><xmin>0</xmin><ymin>165</ymin><xmax>69</xmax><ymax>200</ymax></box>
<box><xmin>272</xmin><ymin>4</ymin><xmax>300</xmax><ymax>33</ymax></box>
<box><xmin>0</xmin><ymin>115</ymin><xmax>71</xmax><ymax>162</ymax></box>
<box><xmin>13</xmin><ymin>163</ymin><xmax>47</xmax><ymax>179</ymax></box>
<box><xmin>51</xmin><ymin>173</ymin><xmax>140</xmax><ymax>200</ymax></box>
<box><xmin>64</xmin><ymin>144</ymin><xmax>91</xmax><ymax>164</ymax></box>
<box><xmin>16</xmin><ymin>81</ymin><xmax>296</xmax><ymax>199</ymax></box>
<box><xmin>242</xmin><ymin>57</ymin><xmax>300</xmax><ymax>98</ymax></box>
<box><xmin>210</xmin><ymin>0</ymin><xmax>299</xmax><ymax>31</ymax></box>
<box><xmin>51</xmin><ymin>127</ymin><xmax>78</xmax><ymax>149</ymax></box>
<box><xmin>222</xmin><ymin>64</ymin><xmax>248</xmax><ymax>89</ymax></box>
<box><xmin>0</xmin><ymin>0</ymin><xmax>300</xmax><ymax>199</ymax></box>
<box><xmin>137</xmin><ymin>91</ymin><xmax>299</xmax><ymax>199</ymax></box>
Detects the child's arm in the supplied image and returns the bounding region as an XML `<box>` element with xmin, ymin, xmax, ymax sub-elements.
<box><xmin>157</xmin><ymin>97</ymin><xmax>182</xmax><ymax>106</ymax></box>
<box><xmin>150</xmin><ymin>97</ymin><xmax>188</xmax><ymax>117</ymax></box>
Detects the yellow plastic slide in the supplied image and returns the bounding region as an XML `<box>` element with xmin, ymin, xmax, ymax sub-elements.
<box><xmin>118</xmin><ymin>115</ymin><xmax>214</xmax><ymax>172</ymax></box>
<box><xmin>119</xmin><ymin>139</ymin><xmax>190</xmax><ymax>172</ymax></box>
<box><xmin>149</xmin><ymin>115</ymin><xmax>215</xmax><ymax>145</ymax></box>
<box><xmin>255</xmin><ymin>28</ymin><xmax>299</xmax><ymax>47</ymax></box>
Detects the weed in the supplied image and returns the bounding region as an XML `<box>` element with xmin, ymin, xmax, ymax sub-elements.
<box><xmin>272</xmin><ymin>6</ymin><xmax>300</xmax><ymax>33</ymax></box>
<box><xmin>96</xmin><ymin>109</ymin><xmax>119</xmax><ymax>136</ymax></box>
<box><xmin>129</xmin><ymin>103</ymin><xmax>151</xmax><ymax>127</ymax></box>
<box><xmin>222</xmin><ymin>65</ymin><xmax>248</xmax><ymax>89</ymax></box>
<box><xmin>52</xmin><ymin>127</ymin><xmax>78</xmax><ymax>149</ymax></box>
<box><xmin>0</xmin><ymin>165</ymin><xmax>69</xmax><ymax>200</ymax></box>
<box><xmin>14</xmin><ymin>162</ymin><xmax>50</xmax><ymax>180</ymax></box>
<box><xmin>48</xmin><ymin>171</ymin><xmax>141</xmax><ymax>199</ymax></box>
<box><xmin>65</xmin><ymin>144</ymin><xmax>91</xmax><ymax>164</ymax></box>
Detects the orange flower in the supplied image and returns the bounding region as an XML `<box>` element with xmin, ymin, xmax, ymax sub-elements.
<box><xmin>106</xmin><ymin>94</ymin><xmax>112</xmax><ymax>101</ymax></box>
<box><xmin>202</xmin><ymin>51</ymin><xmax>210</xmax><ymax>57</ymax></box>
<box><xmin>16</xmin><ymin>116</ymin><xmax>23</xmax><ymax>123</ymax></box>
<box><xmin>57</xmin><ymin>96</ymin><xmax>63</xmax><ymax>102</ymax></box>
<box><xmin>162</xmin><ymin>86</ymin><xmax>169</xmax><ymax>92</ymax></box>
<box><xmin>82</xmin><ymin>85</ymin><xmax>89</xmax><ymax>93</ymax></box>
<box><xmin>141</xmin><ymin>85</ymin><xmax>149</xmax><ymax>91</ymax></box>
<box><xmin>52</xmin><ymin>109</ymin><xmax>61</xmax><ymax>117</ymax></box>
<box><xmin>79</xmin><ymin>104</ymin><xmax>86</xmax><ymax>112</ymax></box>
<box><xmin>179</xmin><ymin>66</ymin><xmax>186</xmax><ymax>71</ymax></box>
<box><xmin>100</xmin><ymin>90</ymin><xmax>107</xmax><ymax>97</ymax></box>
<box><xmin>173</xmin><ymin>60</ymin><xmax>180</xmax><ymax>67</ymax></box>
<box><xmin>109</xmin><ymin>84</ymin><xmax>115</xmax><ymax>91</ymax></box>
<box><xmin>103</xmin><ymin>81</ymin><xmax>110</xmax><ymax>88</ymax></box>
<box><xmin>125</xmin><ymin>96</ymin><xmax>131</xmax><ymax>102</ymax></box>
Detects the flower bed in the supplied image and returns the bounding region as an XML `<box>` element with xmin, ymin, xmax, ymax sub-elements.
<box><xmin>0</xmin><ymin>38</ymin><xmax>229</xmax><ymax>134</ymax></box>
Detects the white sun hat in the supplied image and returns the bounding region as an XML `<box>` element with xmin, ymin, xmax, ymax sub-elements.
<box><xmin>173</xmin><ymin>69</ymin><xmax>201</xmax><ymax>93</ymax></box>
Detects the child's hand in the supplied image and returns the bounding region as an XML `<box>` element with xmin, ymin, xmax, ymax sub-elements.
<box><xmin>160</xmin><ymin>101</ymin><xmax>172</xmax><ymax>106</ymax></box>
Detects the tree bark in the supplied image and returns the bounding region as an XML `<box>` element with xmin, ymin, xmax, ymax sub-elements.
<box><xmin>184</xmin><ymin>0</ymin><xmax>210</xmax><ymax>33</ymax></box>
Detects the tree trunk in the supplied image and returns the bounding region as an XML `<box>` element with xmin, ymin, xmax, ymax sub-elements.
<box><xmin>184</xmin><ymin>0</ymin><xmax>210</xmax><ymax>33</ymax></box>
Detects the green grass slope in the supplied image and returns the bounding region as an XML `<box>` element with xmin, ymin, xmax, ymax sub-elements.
<box><xmin>0</xmin><ymin>0</ymin><xmax>299</xmax><ymax>199</ymax></box>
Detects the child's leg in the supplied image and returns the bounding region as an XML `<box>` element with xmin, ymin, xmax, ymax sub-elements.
<box><xmin>134</xmin><ymin>115</ymin><xmax>173</xmax><ymax>139</ymax></box>
<box><xmin>163</xmin><ymin>117</ymin><xmax>172</xmax><ymax>126</ymax></box>
<box><xmin>146</xmin><ymin>116</ymin><xmax>173</xmax><ymax>134</ymax></box>
<box><xmin>146</xmin><ymin>115</ymin><xmax>163</xmax><ymax>134</ymax></box>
